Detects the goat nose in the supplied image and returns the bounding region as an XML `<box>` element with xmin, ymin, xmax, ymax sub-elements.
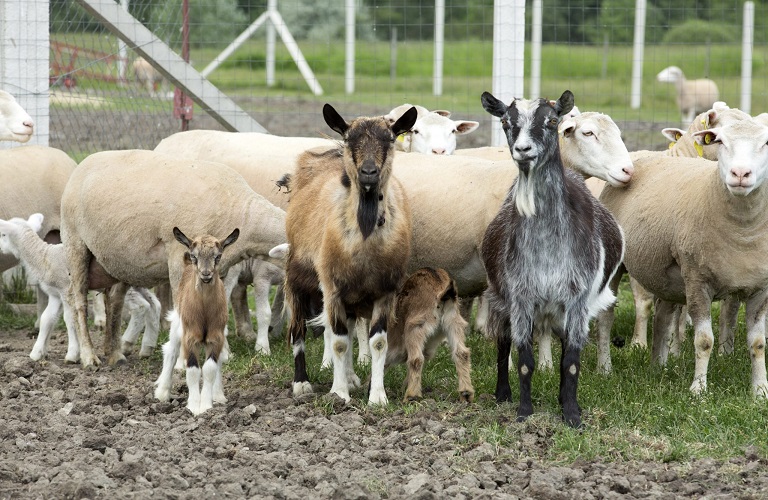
<box><xmin>361</xmin><ymin>163</ymin><xmax>378</xmax><ymax>176</ymax></box>
<box><xmin>514</xmin><ymin>144</ymin><xmax>531</xmax><ymax>154</ymax></box>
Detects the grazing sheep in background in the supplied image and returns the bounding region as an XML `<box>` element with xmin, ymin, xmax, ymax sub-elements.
<box><xmin>599</xmin><ymin>118</ymin><xmax>768</xmax><ymax>398</ymax></box>
<box><xmin>656</xmin><ymin>66</ymin><xmax>719</xmax><ymax>127</ymax></box>
<box><xmin>282</xmin><ymin>104</ymin><xmax>417</xmax><ymax>404</ymax></box>
<box><xmin>385</xmin><ymin>267</ymin><xmax>473</xmax><ymax>402</ymax></box>
<box><xmin>0</xmin><ymin>214</ymin><xmax>161</xmax><ymax>363</ymax></box>
<box><xmin>480</xmin><ymin>90</ymin><xmax>625</xmax><ymax>428</ymax></box>
<box><xmin>0</xmin><ymin>90</ymin><xmax>34</xmax><ymax>142</ymax></box>
<box><xmin>154</xmin><ymin>227</ymin><xmax>239</xmax><ymax>415</ymax></box>
<box><xmin>132</xmin><ymin>57</ymin><xmax>165</xmax><ymax>97</ymax></box>
<box><xmin>60</xmin><ymin>149</ymin><xmax>287</xmax><ymax>369</ymax></box>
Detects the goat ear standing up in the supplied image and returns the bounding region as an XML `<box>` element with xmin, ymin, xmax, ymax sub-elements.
<box><xmin>173</xmin><ymin>227</ymin><xmax>240</xmax><ymax>251</ymax></box>
<box><xmin>323</xmin><ymin>103</ymin><xmax>418</xmax><ymax>139</ymax></box>
<box><xmin>551</xmin><ymin>90</ymin><xmax>575</xmax><ymax>117</ymax></box>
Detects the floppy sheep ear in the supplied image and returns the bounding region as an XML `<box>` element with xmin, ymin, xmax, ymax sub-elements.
<box><xmin>392</xmin><ymin>106</ymin><xmax>418</xmax><ymax>137</ymax></box>
<box><xmin>480</xmin><ymin>91</ymin><xmax>508</xmax><ymax>118</ymax></box>
<box><xmin>692</xmin><ymin>128</ymin><xmax>721</xmax><ymax>146</ymax></box>
<box><xmin>553</xmin><ymin>90</ymin><xmax>575</xmax><ymax>117</ymax></box>
<box><xmin>559</xmin><ymin>118</ymin><xmax>577</xmax><ymax>136</ymax></box>
<box><xmin>661</xmin><ymin>128</ymin><xmax>685</xmax><ymax>142</ymax></box>
<box><xmin>173</xmin><ymin>227</ymin><xmax>192</xmax><ymax>249</ymax></box>
<box><xmin>268</xmin><ymin>243</ymin><xmax>289</xmax><ymax>259</ymax></box>
<box><xmin>221</xmin><ymin>228</ymin><xmax>240</xmax><ymax>250</ymax></box>
<box><xmin>27</xmin><ymin>213</ymin><xmax>44</xmax><ymax>233</ymax></box>
<box><xmin>454</xmin><ymin>120</ymin><xmax>480</xmax><ymax>136</ymax></box>
<box><xmin>323</xmin><ymin>103</ymin><xmax>349</xmax><ymax>137</ymax></box>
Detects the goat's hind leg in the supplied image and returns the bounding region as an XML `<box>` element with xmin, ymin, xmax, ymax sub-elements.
<box><xmin>201</xmin><ymin>332</ymin><xmax>226</xmax><ymax>412</ymax></box>
<box><xmin>442</xmin><ymin>301</ymin><xmax>474</xmax><ymax>402</ymax></box>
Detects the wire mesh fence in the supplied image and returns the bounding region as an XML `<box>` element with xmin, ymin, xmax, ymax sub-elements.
<box><xmin>3</xmin><ymin>0</ymin><xmax>767</xmax><ymax>158</ymax></box>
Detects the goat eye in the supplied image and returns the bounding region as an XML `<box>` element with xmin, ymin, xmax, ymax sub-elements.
<box><xmin>501</xmin><ymin>119</ymin><xmax>509</xmax><ymax>130</ymax></box>
<box><xmin>548</xmin><ymin>118</ymin><xmax>558</xmax><ymax>127</ymax></box>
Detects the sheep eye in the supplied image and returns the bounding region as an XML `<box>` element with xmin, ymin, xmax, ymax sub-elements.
<box><xmin>583</xmin><ymin>131</ymin><xmax>594</xmax><ymax>137</ymax></box>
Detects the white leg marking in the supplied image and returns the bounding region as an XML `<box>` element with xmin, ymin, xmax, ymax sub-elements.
<box><xmin>330</xmin><ymin>334</ymin><xmax>351</xmax><ymax>403</ymax></box>
<box><xmin>368</xmin><ymin>332</ymin><xmax>388</xmax><ymax>405</ymax></box>
<box><xmin>186</xmin><ymin>366</ymin><xmax>202</xmax><ymax>415</ymax></box>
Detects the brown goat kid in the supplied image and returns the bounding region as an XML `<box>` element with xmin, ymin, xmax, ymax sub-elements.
<box><xmin>153</xmin><ymin>227</ymin><xmax>239</xmax><ymax>416</ymax></box>
<box><xmin>283</xmin><ymin>103</ymin><xmax>417</xmax><ymax>405</ymax></box>
<box><xmin>386</xmin><ymin>267</ymin><xmax>474</xmax><ymax>402</ymax></box>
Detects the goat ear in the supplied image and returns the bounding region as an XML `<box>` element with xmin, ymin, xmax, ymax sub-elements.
<box><xmin>323</xmin><ymin>104</ymin><xmax>349</xmax><ymax>136</ymax></box>
<box><xmin>221</xmin><ymin>228</ymin><xmax>240</xmax><ymax>250</ymax></box>
<box><xmin>481</xmin><ymin>91</ymin><xmax>507</xmax><ymax>118</ymax></box>
<box><xmin>661</xmin><ymin>128</ymin><xmax>685</xmax><ymax>142</ymax></box>
<box><xmin>173</xmin><ymin>227</ymin><xmax>191</xmax><ymax>248</ymax></box>
<box><xmin>392</xmin><ymin>106</ymin><xmax>418</xmax><ymax>137</ymax></box>
<box><xmin>553</xmin><ymin>90</ymin><xmax>575</xmax><ymax>117</ymax></box>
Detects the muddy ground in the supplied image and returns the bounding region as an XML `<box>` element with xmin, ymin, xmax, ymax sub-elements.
<box><xmin>1</xmin><ymin>324</ymin><xmax>767</xmax><ymax>499</ymax></box>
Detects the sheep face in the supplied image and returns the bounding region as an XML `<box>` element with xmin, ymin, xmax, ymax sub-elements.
<box><xmin>656</xmin><ymin>66</ymin><xmax>684</xmax><ymax>83</ymax></box>
<box><xmin>173</xmin><ymin>227</ymin><xmax>240</xmax><ymax>284</ymax></box>
<box><xmin>0</xmin><ymin>214</ymin><xmax>44</xmax><ymax>258</ymax></box>
<box><xmin>0</xmin><ymin>90</ymin><xmax>34</xmax><ymax>143</ymax></box>
<box><xmin>695</xmin><ymin>120</ymin><xmax>768</xmax><ymax>196</ymax></box>
<box><xmin>323</xmin><ymin>103</ymin><xmax>417</xmax><ymax>238</ymax></box>
<box><xmin>481</xmin><ymin>90</ymin><xmax>574</xmax><ymax>174</ymax></box>
<box><xmin>409</xmin><ymin>113</ymin><xmax>480</xmax><ymax>155</ymax></box>
<box><xmin>559</xmin><ymin>112</ymin><xmax>634</xmax><ymax>186</ymax></box>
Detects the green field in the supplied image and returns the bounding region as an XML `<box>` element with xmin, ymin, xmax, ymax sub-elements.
<box><xmin>52</xmin><ymin>33</ymin><xmax>768</xmax><ymax>124</ymax></box>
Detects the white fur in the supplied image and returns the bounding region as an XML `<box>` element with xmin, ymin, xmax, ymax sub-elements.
<box><xmin>0</xmin><ymin>90</ymin><xmax>34</xmax><ymax>142</ymax></box>
<box><xmin>656</xmin><ymin>66</ymin><xmax>720</xmax><ymax>127</ymax></box>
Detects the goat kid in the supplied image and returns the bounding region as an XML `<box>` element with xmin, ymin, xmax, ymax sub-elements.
<box><xmin>283</xmin><ymin>104</ymin><xmax>417</xmax><ymax>405</ymax></box>
<box><xmin>480</xmin><ymin>90</ymin><xmax>625</xmax><ymax>428</ymax></box>
<box><xmin>154</xmin><ymin>227</ymin><xmax>239</xmax><ymax>416</ymax></box>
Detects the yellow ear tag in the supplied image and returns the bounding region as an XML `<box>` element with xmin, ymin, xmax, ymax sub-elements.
<box><xmin>396</xmin><ymin>134</ymin><xmax>405</xmax><ymax>143</ymax></box>
<box><xmin>704</xmin><ymin>133</ymin><xmax>713</xmax><ymax>145</ymax></box>
<box><xmin>675</xmin><ymin>132</ymin><xmax>682</xmax><ymax>141</ymax></box>
<box><xmin>694</xmin><ymin>141</ymin><xmax>704</xmax><ymax>157</ymax></box>
<box><xmin>668</xmin><ymin>141</ymin><xmax>675</xmax><ymax>149</ymax></box>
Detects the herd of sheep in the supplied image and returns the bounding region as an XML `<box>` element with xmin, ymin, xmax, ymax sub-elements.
<box><xmin>2</xmin><ymin>77</ymin><xmax>768</xmax><ymax>426</ymax></box>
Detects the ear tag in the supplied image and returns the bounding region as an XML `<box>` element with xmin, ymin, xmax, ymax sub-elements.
<box><xmin>675</xmin><ymin>132</ymin><xmax>682</xmax><ymax>141</ymax></box>
<box><xmin>704</xmin><ymin>133</ymin><xmax>713</xmax><ymax>145</ymax></box>
<box><xmin>396</xmin><ymin>134</ymin><xmax>406</xmax><ymax>143</ymax></box>
<box><xmin>694</xmin><ymin>141</ymin><xmax>704</xmax><ymax>157</ymax></box>
<box><xmin>668</xmin><ymin>141</ymin><xmax>675</xmax><ymax>149</ymax></box>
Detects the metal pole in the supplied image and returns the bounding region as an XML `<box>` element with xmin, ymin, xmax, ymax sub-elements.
<box><xmin>266</xmin><ymin>0</ymin><xmax>276</xmax><ymax>87</ymax></box>
<box><xmin>433</xmin><ymin>0</ymin><xmax>445</xmax><ymax>96</ymax></box>
<box><xmin>345</xmin><ymin>0</ymin><xmax>355</xmax><ymax>94</ymax></box>
<box><xmin>741</xmin><ymin>1</ymin><xmax>754</xmax><ymax>114</ymax></box>
<box><xmin>530</xmin><ymin>0</ymin><xmax>542</xmax><ymax>99</ymax></box>
<box><xmin>491</xmin><ymin>0</ymin><xmax>525</xmax><ymax>147</ymax></box>
<box><xmin>118</xmin><ymin>0</ymin><xmax>130</xmax><ymax>83</ymax></box>
<box><xmin>630</xmin><ymin>0</ymin><xmax>646</xmax><ymax>110</ymax></box>
<box><xmin>180</xmin><ymin>0</ymin><xmax>191</xmax><ymax>131</ymax></box>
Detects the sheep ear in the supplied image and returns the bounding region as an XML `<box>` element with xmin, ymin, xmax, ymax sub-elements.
<box><xmin>693</xmin><ymin>129</ymin><xmax>721</xmax><ymax>146</ymax></box>
<box><xmin>392</xmin><ymin>106</ymin><xmax>418</xmax><ymax>137</ymax></box>
<box><xmin>221</xmin><ymin>228</ymin><xmax>239</xmax><ymax>250</ymax></box>
<box><xmin>323</xmin><ymin>104</ymin><xmax>349</xmax><ymax>137</ymax></box>
<box><xmin>173</xmin><ymin>227</ymin><xmax>191</xmax><ymax>249</ymax></box>
<box><xmin>27</xmin><ymin>213</ymin><xmax>44</xmax><ymax>233</ymax></box>
<box><xmin>559</xmin><ymin>119</ymin><xmax>576</xmax><ymax>136</ymax></box>
<box><xmin>553</xmin><ymin>90</ymin><xmax>575</xmax><ymax>117</ymax></box>
<box><xmin>454</xmin><ymin>120</ymin><xmax>480</xmax><ymax>135</ymax></box>
<box><xmin>433</xmin><ymin>109</ymin><xmax>451</xmax><ymax>118</ymax></box>
<box><xmin>0</xmin><ymin>219</ymin><xmax>13</xmax><ymax>234</ymax></box>
<box><xmin>481</xmin><ymin>91</ymin><xmax>507</xmax><ymax>118</ymax></box>
<box><xmin>661</xmin><ymin>128</ymin><xmax>685</xmax><ymax>142</ymax></box>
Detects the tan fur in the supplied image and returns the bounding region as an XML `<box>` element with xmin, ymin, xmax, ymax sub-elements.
<box><xmin>132</xmin><ymin>57</ymin><xmax>164</xmax><ymax>96</ymax></box>
<box><xmin>60</xmin><ymin>149</ymin><xmax>286</xmax><ymax>368</ymax></box>
<box><xmin>385</xmin><ymin>267</ymin><xmax>473</xmax><ymax>402</ymax></box>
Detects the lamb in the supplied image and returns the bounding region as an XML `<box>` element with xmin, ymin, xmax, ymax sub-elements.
<box><xmin>656</xmin><ymin>66</ymin><xmax>720</xmax><ymax>127</ymax></box>
<box><xmin>385</xmin><ymin>267</ymin><xmax>474</xmax><ymax>402</ymax></box>
<box><xmin>154</xmin><ymin>227</ymin><xmax>239</xmax><ymax>415</ymax></box>
<box><xmin>282</xmin><ymin>104</ymin><xmax>417</xmax><ymax>404</ymax></box>
<box><xmin>60</xmin><ymin>149</ymin><xmax>287</xmax><ymax>369</ymax></box>
<box><xmin>480</xmin><ymin>90</ymin><xmax>625</xmax><ymax>428</ymax></box>
<box><xmin>598</xmin><ymin>118</ymin><xmax>768</xmax><ymax>397</ymax></box>
<box><xmin>0</xmin><ymin>90</ymin><xmax>34</xmax><ymax>142</ymax></box>
<box><xmin>132</xmin><ymin>57</ymin><xmax>165</xmax><ymax>97</ymax></box>
<box><xmin>0</xmin><ymin>213</ymin><xmax>161</xmax><ymax>362</ymax></box>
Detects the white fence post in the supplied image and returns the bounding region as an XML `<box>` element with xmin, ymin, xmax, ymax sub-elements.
<box><xmin>630</xmin><ymin>0</ymin><xmax>647</xmax><ymax>110</ymax></box>
<box><xmin>741</xmin><ymin>1</ymin><xmax>754</xmax><ymax>114</ymax></box>
<box><xmin>0</xmin><ymin>0</ymin><xmax>50</xmax><ymax>148</ymax></box>
<box><xmin>530</xmin><ymin>0</ymin><xmax>542</xmax><ymax>99</ymax></box>
<box><xmin>345</xmin><ymin>0</ymin><xmax>355</xmax><ymax>94</ymax></box>
<box><xmin>433</xmin><ymin>0</ymin><xmax>445</xmax><ymax>96</ymax></box>
<box><xmin>491</xmin><ymin>0</ymin><xmax>526</xmax><ymax>147</ymax></box>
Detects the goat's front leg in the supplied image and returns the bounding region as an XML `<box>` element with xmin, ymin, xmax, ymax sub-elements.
<box><xmin>745</xmin><ymin>292</ymin><xmax>768</xmax><ymax>398</ymax></box>
<box><xmin>559</xmin><ymin>337</ymin><xmax>582</xmax><ymax>428</ymax></box>
<box><xmin>368</xmin><ymin>295</ymin><xmax>395</xmax><ymax>405</ymax></box>
<box><xmin>495</xmin><ymin>334</ymin><xmax>513</xmax><ymax>403</ymax></box>
<box><xmin>201</xmin><ymin>330</ymin><xmax>227</xmax><ymax>412</ymax></box>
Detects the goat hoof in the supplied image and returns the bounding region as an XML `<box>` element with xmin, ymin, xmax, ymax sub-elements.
<box><xmin>611</xmin><ymin>336</ymin><xmax>626</xmax><ymax>348</ymax></box>
<box><xmin>459</xmin><ymin>391</ymin><xmax>475</xmax><ymax>403</ymax></box>
<box><xmin>403</xmin><ymin>394</ymin><xmax>421</xmax><ymax>403</ymax></box>
<box><xmin>516</xmin><ymin>405</ymin><xmax>533</xmax><ymax>422</ymax></box>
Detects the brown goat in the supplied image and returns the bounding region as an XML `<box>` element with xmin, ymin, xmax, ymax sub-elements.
<box><xmin>386</xmin><ymin>267</ymin><xmax>474</xmax><ymax>402</ymax></box>
<box><xmin>154</xmin><ymin>227</ymin><xmax>239</xmax><ymax>416</ymax></box>
<box><xmin>282</xmin><ymin>103</ymin><xmax>417</xmax><ymax>405</ymax></box>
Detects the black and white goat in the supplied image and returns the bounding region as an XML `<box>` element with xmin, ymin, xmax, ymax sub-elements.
<box><xmin>480</xmin><ymin>90</ymin><xmax>625</xmax><ymax>428</ymax></box>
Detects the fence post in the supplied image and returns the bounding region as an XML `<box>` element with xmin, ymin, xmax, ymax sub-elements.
<box><xmin>491</xmin><ymin>0</ymin><xmax>526</xmax><ymax>147</ymax></box>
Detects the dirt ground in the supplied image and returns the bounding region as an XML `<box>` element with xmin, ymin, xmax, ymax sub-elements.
<box><xmin>1</xmin><ymin>324</ymin><xmax>767</xmax><ymax>499</ymax></box>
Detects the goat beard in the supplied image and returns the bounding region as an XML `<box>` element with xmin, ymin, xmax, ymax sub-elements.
<box><xmin>357</xmin><ymin>187</ymin><xmax>380</xmax><ymax>239</ymax></box>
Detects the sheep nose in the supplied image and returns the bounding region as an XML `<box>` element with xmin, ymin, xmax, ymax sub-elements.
<box><xmin>731</xmin><ymin>167</ymin><xmax>752</xmax><ymax>182</ymax></box>
<box><xmin>432</xmin><ymin>148</ymin><xmax>446</xmax><ymax>155</ymax></box>
<box><xmin>623</xmin><ymin>164</ymin><xmax>635</xmax><ymax>177</ymax></box>
<box><xmin>23</xmin><ymin>120</ymin><xmax>34</xmax><ymax>130</ymax></box>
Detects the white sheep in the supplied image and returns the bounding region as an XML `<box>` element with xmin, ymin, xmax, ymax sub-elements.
<box><xmin>0</xmin><ymin>90</ymin><xmax>34</xmax><ymax>142</ymax></box>
<box><xmin>656</xmin><ymin>66</ymin><xmax>720</xmax><ymax>127</ymax></box>
<box><xmin>132</xmin><ymin>57</ymin><xmax>165</xmax><ymax>97</ymax></box>
<box><xmin>0</xmin><ymin>213</ymin><xmax>161</xmax><ymax>362</ymax></box>
<box><xmin>60</xmin><ymin>149</ymin><xmax>287</xmax><ymax>369</ymax></box>
<box><xmin>383</xmin><ymin>104</ymin><xmax>478</xmax><ymax>154</ymax></box>
<box><xmin>599</xmin><ymin>118</ymin><xmax>768</xmax><ymax>397</ymax></box>
<box><xmin>155</xmin><ymin>227</ymin><xmax>239</xmax><ymax>415</ymax></box>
